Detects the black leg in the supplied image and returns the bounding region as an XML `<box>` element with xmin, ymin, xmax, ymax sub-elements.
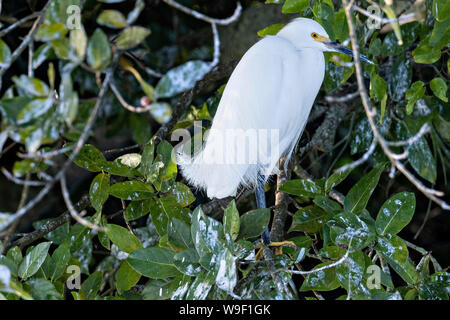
<box><xmin>255</xmin><ymin>179</ymin><xmax>270</xmax><ymax>245</ymax></box>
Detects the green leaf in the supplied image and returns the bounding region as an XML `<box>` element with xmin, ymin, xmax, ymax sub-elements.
<box><xmin>375</xmin><ymin>192</ymin><xmax>416</xmax><ymax>236</ymax></box>
<box><xmin>115</xmin><ymin>26</ymin><xmax>151</xmax><ymax>49</ymax></box>
<box><xmin>300</xmin><ymin>262</ymin><xmax>340</xmax><ymax>291</ymax></box>
<box><xmin>116</xmin><ymin>261</ymin><xmax>141</xmax><ymax>294</ymax></box>
<box><xmin>191</xmin><ymin>207</ymin><xmax>225</xmax><ymax>258</ymax></box>
<box><xmin>165</xmin><ymin>182</ymin><xmax>195</xmax><ymax>207</ymax></box>
<box><xmin>49</xmin><ymin>242</ymin><xmax>71</xmax><ymax>281</ymax></box>
<box><xmin>405</xmin><ymin>81</ymin><xmax>426</xmax><ymax>115</ymax></box>
<box><xmin>289</xmin><ymin>205</ymin><xmax>327</xmax><ymax>234</ymax></box>
<box><xmin>87</xmin><ymin>29</ymin><xmax>111</xmax><ymax>70</ymax></box>
<box><xmin>430</xmin><ymin>77</ymin><xmax>448</xmax><ymax>102</ymax></box>
<box><xmin>238</xmin><ymin>208</ymin><xmax>270</xmax><ymax>239</ymax></box>
<box><xmin>89</xmin><ymin>173</ymin><xmax>110</xmax><ymax>212</ymax></box>
<box><xmin>344</xmin><ymin>164</ymin><xmax>385</xmax><ymax>214</ymax></box>
<box><xmin>257</xmin><ymin>23</ymin><xmax>285</xmax><ymax>37</ymax></box>
<box><xmin>80</xmin><ymin>271</ymin><xmax>103</xmax><ymax>299</ymax></box>
<box><xmin>432</xmin><ymin>0</ymin><xmax>450</xmax><ymax>22</ymax></box>
<box><xmin>35</xmin><ymin>22</ymin><xmax>68</xmax><ymax>41</ymax></box>
<box><xmin>138</xmin><ymin>141</ymin><xmax>155</xmax><ymax>178</ymax></box>
<box><xmin>388</xmin><ymin>54</ymin><xmax>411</xmax><ymax>102</ymax></box>
<box><xmin>215</xmin><ymin>248</ymin><xmax>237</xmax><ymax>293</ymax></box>
<box><xmin>97</xmin><ymin>10</ymin><xmax>128</xmax><ymax>29</ymax></box>
<box><xmin>279</xmin><ymin>179</ymin><xmax>322</xmax><ymax>198</ymax></box>
<box><xmin>325</xmin><ymin>169</ymin><xmax>351</xmax><ymax>193</ymax></box>
<box><xmin>105</xmin><ymin>224</ymin><xmax>143</xmax><ymax>253</ymax></box>
<box><xmin>12</xmin><ymin>75</ymin><xmax>50</xmax><ymax>97</ymax></box>
<box><xmin>168</xmin><ymin>218</ymin><xmax>192</xmax><ymax>249</ymax></box>
<box><xmin>375</xmin><ymin>235</ymin><xmax>420</xmax><ymax>285</ymax></box>
<box><xmin>18</xmin><ymin>241</ymin><xmax>52</xmax><ymax>279</ymax></box>
<box><xmin>28</xmin><ymin>278</ymin><xmax>61</xmax><ymax>300</ymax></box>
<box><xmin>127</xmin><ymin>247</ymin><xmax>180</xmax><ymax>279</ymax></box>
<box><xmin>412</xmin><ymin>36</ymin><xmax>441</xmax><ymax>64</ymax></box>
<box><xmin>282</xmin><ymin>0</ymin><xmax>308</xmax><ymax>14</ymax></box>
<box><xmin>124</xmin><ymin>199</ymin><xmax>151</xmax><ymax>221</ymax></box>
<box><xmin>336</xmin><ymin>251</ymin><xmax>365</xmax><ymax>291</ymax></box>
<box><xmin>397</xmin><ymin>120</ymin><xmax>436</xmax><ymax>183</ymax></box>
<box><xmin>149</xmin><ymin>195</ymin><xmax>190</xmax><ymax>235</ymax></box>
<box><xmin>223</xmin><ymin>200</ymin><xmax>240</xmax><ymax>241</ymax></box>
<box><xmin>109</xmin><ymin>181</ymin><xmax>153</xmax><ymax>200</ymax></box>
<box><xmin>173</xmin><ymin>248</ymin><xmax>201</xmax><ymax>276</ymax></box>
<box><xmin>0</xmin><ymin>38</ymin><xmax>12</xmax><ymax>68</ymax></box>
<box><xmin>328</xmin><ymin>212</ymin><xmax>375</xmax><ymax>250</ymax></box>
<box><xmin>72</xmin><ymin>144</ymin><xmax>106</xmax><ymax>172</ymax></box>
<box><xmin>155</xmin><ymin>61</ymin><xmax>212</xmax><ymax>99</ymax></box>
<box><xmin>370</xmin><ymin>73</ymin><xmax>387</xmax><ymax>102</ymax></box>
<box><xmin>16</xmin><ymin>98</ymin><xmax>54</xmax><ymax>125</ymax></box>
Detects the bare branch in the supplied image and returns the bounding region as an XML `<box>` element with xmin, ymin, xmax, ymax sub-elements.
<box><xmin>60</xmin><ymin>175</ymin><xmax>106</xmax><ymax>232</ymax></box>
<box><xmin>1</xmin><ymin>168</ymin><xmax>46</xmax><ymax>186</ymax></box>
<box><xmin>162</xmin><ymin>0</ymin><xmax>242</xmax><ymax>26</ymax></box>
<box><xmin>110</xmin><ymin>81</ymin><xmax>152</xmax><ymax>113</ymax></box>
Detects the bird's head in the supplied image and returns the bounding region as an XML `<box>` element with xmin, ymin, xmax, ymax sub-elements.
<box><xmin>278</xmin><ymin>18</ymin><xmax>374</xmax><ymax>64</ymax></box>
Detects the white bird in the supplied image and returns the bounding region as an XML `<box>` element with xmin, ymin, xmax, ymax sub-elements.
<box><xmin>178</xmin><ymin>18</ymin><xmax>372</xmax><ymax>244</ymax></box>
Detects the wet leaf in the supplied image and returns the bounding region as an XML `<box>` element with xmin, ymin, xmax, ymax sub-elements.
<box><xmin>238</xmin><ymin>208</ymin><xmax>270</xmax><ymax>239</ymax></box>
<box><xmin>116</xmin><ymin>26</ymin><xmax>151</xmax><ymax>49</ymax></box>
<box><xmin>328</xmin><ymin>211</ymin><xmax>375</xmax><ymax>250</ymax></box>
<box><xmin>48</xmin><ymin>242</ymin><xmax>71</xmax><ymax>281</ymax></box>
<box><xmin>280</xmin><ymin>179</ymin><xmax>322</xmax><ymax>197</ymax></box>
<box><xmin>87</xmin><ymin>29</ymin><xmax>111</xmax><ymax>70</ymax></box>
<box><xmin>282</xmin><ymin>0</ymin><xmax>308</xmax><ymax>14</ymax></box>
<box><xmin>0</xmin><ymin>39</ymin><xmax>11</xmax><ymax>68</ymax></box>
<box><xmin>405</xmin><ymin>81</ymin><xmax>426</xmax><ymax>115</ymax></box>
<box><xmin>127</xmin><ymin>247</ymin><xmax>180</xmax><ymax>279</ymax></box>
<box><xmin>80</xmin><ymin>271</ymin><xmax>102</xmax><ymax>299</ymax></box>
<box><xmin>168</xmin><ymin>218</ymin><xmax>192</xmax><ymax>249</ymax></box>
<box><xmin>155</xmin><ymin>60</ymin><xmax>212</xmax><ymax>99</ymax></box>
<box><xmin>223</xmin><ymin>200</ymin><xmax>240</xmax><ymax>241</ymax></box>
<box><xmin>300</xmin><ymin>262</ymin><xmax>340</xmax><ymax>291</ymax></box>
<box><xmin>97</xmin><ymin>10</ymin><xmax>128</xmax><ymax>28</ymax></box>
<box><xmin>430</xmin><ymin>77</ymin><xmax>448</xmax><ymax>102</ymax></box>
<box><xmin>105</xmin><ymin>224</ymin><xmax>143</xmax><ymax>253</ymax></box>
<box><xmin>35</xmin><ymin>22</ymin><xmax>67</xmax><ymax>41</ymax></box>
<box><xmin>89</xmin><ymin>173</ymin><xmax>110</xmax><ymax>212</ymax></box>
<box><xmin>344</xmin><ymin>164</ymin><xmax>385</xmax><ymax>214</ymax></box>
<box><xmin>257</xmin><ymin>23</ymin><xmax>285</xmax><ymax>37</ymax></box>
<box><xmin>215</xmin><ymin>248</ymin><xmax>237</xmax><ymax>293</ymax></box>
<box><xmin>289</xmin><ymin>205</ymin><xmax>327</xmax><ymax>234</ymax></box>
<box><xmin>173</xmin><ymin>248</ymin><xmax>201</xmax><ymax>276</ymax></box>
<box><xmin>388</xmin><ymin>54</ymin><xmax>411</xmax><ymax>102</ymax></box>
<box><xmin>109</xmin><ymin>181</ymin><xmax>153</xmax><ymax>200</ymax></box>
<box><xmin>116</xmin><ymin>261</ymin><xmax>141</xmax><ymax>294</ymax></box>
<box><xmin>12</xmin><ymin>75</ymin><xmax>50</xmax><ymax>97</ymax></box>
<box><xmin>18</xmin><ymin>242</ymin><xmax>52</xmax><ymax>280</ymax></box>
<box><xmin>149</xmin><ymin>195</ymin><xmax>190</xmax><ymax>235</ymax></box>
<box><xmin>124</xmin><ymin>199</ymin><xmax>151</xmax><ymax>221</ymax></box>
<box><xmin>376</xmin><ymin>235</ymin><xmax>420</xmax><ymax>285</ymax></box>
<box><xmin>375</xmin><ymin>192</ymin><xmax>416</xmax><ymax>236</ymax></box>
<box><xmin>325</xmin><ymin>169</ymin><xmax>351</xmax><ymax>193</ymax></box>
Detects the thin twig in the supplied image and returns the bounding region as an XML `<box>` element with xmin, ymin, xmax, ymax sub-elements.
<box><xmin>60</xmin><ymin>175</ymin><xmax>106</xmax><ymax>232</ymax></box>
<box><xmin>1</xmin><ymin>167</ymin><xmax>46</xmax><ymax>186</ymax></box>
<box><xmin>110</xmin><ymin>82</ymin><xmax>152</xmax><ymax>113</ymax></box>
<box><xmin>162</xmin><ymin>0</ymin><xmax>242</xmax><ymax>26</ymax></box>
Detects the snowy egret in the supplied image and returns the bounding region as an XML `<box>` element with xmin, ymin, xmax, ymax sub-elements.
<box><xmin>178</xmin><ymin>18</ymin><xmax>373</xmax><ymax>246</ymax></box>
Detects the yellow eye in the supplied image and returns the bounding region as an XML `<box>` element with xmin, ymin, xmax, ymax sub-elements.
<box><xmin>311</xmin><ymin>32</ymin><xmax>319</xmax><ymax>39</ymax></box>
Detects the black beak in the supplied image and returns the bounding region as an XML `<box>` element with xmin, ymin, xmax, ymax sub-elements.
<box><xmin>325</xmin><ymin>41</ymin><xmax>374</xmax><ymax>65</ymax></box>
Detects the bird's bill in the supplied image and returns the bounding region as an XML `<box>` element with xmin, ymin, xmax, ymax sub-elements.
<box><xmin>324</xmin><ymin>41</ymin><xmax>374</xmax><ymax>65</ymax></box>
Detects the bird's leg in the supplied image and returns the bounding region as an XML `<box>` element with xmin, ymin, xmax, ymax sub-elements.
<box><xmin>254</xmin><ymin>179</ymin><xmax>296</xmax><ymax>260</ymax></box>
<box><xmin>255</xmin><ymin>179</ymin><xmax>270</xmax><ymax>245</ymax></box>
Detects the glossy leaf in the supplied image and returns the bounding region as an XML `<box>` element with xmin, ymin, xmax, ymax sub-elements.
<box><xmin>375</xmin><ymin>192</ymin><xmax>416</xmax><ymax>236</ymax></box>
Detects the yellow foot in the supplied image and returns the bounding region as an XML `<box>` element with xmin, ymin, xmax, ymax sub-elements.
<box><xmin>255</xmin><ymin>241</ymin><xmax>297</xmax><ymax>259</ymax></box>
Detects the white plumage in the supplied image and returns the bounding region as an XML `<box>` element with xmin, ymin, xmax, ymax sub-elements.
<box><xmin>178</xmin><ymin>19</ymin><xmax>338</xmax><ymax>199</ymax></box>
